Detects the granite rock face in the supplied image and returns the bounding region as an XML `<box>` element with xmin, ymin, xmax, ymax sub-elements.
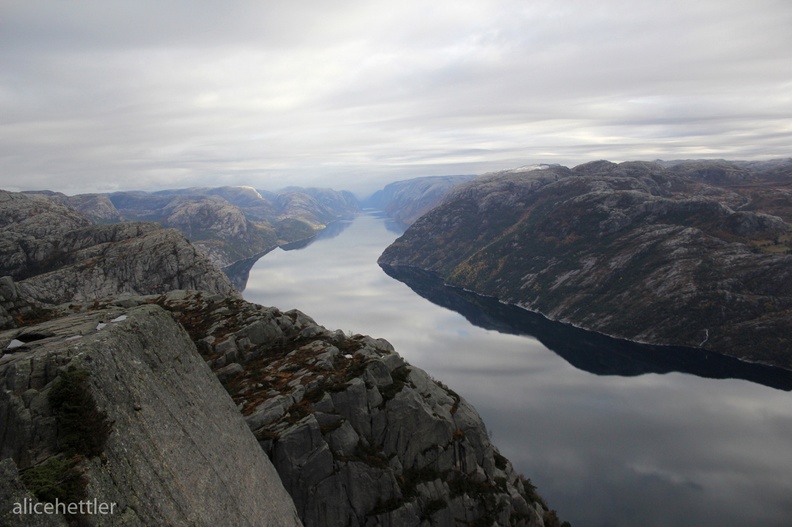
<box><xmin>379</xmin><ymin>160</ymin><xmax>792</xmax><ymax>369</ymax></box>
<box><xmin>149</xmin><ymin>291</ymin><xmax>555</xmax><ymax>527</ymax></box>
<box><xmin>0</xmin><ymin>190</ymin><xmax>236</xmax><ymax>309</ymax></box>
<box><xmin>0</xmin><ymin>303</ymin><xmax>302</xmax><ymax>527</ymax></box>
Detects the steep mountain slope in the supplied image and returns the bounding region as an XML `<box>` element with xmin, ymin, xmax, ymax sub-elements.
<box><xmin>366</xmin><ymin>175</ymin><xmax>476</xmax><ymax>226</ymax></box>
<box><xmin>379</xmin><ymin>160</ymin><xmax>792</xmax><ymax>369</ymax></box>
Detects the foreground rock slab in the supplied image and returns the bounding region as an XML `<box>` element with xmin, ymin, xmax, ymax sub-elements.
<box><xmin>0</xmin><ymin>303</ymin><xmax>301</xmax><ymax>527</ymax></box>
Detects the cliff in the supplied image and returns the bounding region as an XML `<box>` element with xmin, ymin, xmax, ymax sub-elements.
<box><xmin>379</xmin><ymin>160</ymin><xmax>792</xmax><ymax>369</ymax></box>
<box><xmin>0</xmin><ymin>302</ymin><xmax>302</xmax><ymax>526</ymax></box>
<box><xmin>366</xmin><ymin>175</ymin><xmax>476</xmax><ymax>226</ymax></box>
<box><xmin>1</xmin><ymin>185</ymin><xmax>564</xmax><ymax>526</ymax></box>
<box><xmin>140</xmin><ymin>291</ymin><xmax>561</xmax><ymax>527</ymax></box>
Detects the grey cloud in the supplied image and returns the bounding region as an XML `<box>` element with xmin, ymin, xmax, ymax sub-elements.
<box><xmin>1</xmin><ymin>0</ymin><xmax>790</xmax><ymax>194</ymax></box>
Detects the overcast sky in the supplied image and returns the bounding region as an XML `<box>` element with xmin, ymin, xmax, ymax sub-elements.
<box><xmin>1</xmin><ymin>0</ymin><xmax>790</xmax><ymax>196</ymax></box>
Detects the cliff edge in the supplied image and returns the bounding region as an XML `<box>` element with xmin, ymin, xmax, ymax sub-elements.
<box><xmin>0</xmin><ymin>303</ymin><xmax>301</xmax><ymax>526</ymax></box>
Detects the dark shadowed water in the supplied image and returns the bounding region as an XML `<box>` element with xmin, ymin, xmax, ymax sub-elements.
<box><xmin>243</xmin><ymin>210</ymin><xmax>792</xmax><ymax>527</ymax></box>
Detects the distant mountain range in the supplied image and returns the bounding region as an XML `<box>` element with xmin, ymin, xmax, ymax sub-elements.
<box><xmin>22</xmin><ymin>186</ymin><xmax>360</xmax><ymax>271</ymax></box>
<box><xmin>380</xmin><ymin>159</ymin><xmax>792</xmax><ymax>370</ymax></box>
<box><xmin>365</xmin><ymin>175</ymin><xmax>476</xmax><ymax>226</ymax></box>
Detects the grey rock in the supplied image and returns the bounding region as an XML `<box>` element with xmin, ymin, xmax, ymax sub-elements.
<box><xmin>325</xmin><ymin>420</ymin><xmax>359</xmax><ymax>456</ymax></box>
<box><xmin>123</xmin><ymin>283</ymin><xmax>554</xmax><ymax>527</ymax></box>
<box><xmin>0</xmin><ymin>305</ymin><xmax>302</xmax><ymax>527</ymax></box>
<box><xmin>0</xmin><ymin>191</ymin><xmax>237</xmax><ymax>305</ymax></box>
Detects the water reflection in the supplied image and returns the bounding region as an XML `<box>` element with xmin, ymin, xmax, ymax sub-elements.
<box><xmin>380</xmin><ymin>264</ymin><xmax>792</xmax><ymax>391</ymax></box>
<box><xmin>243</xmin><ymin>211</ymin><xmax>792</xmax><ymax>527</ymax></box>
<box><xmin>224</xmin><ymin>218</ymin><xmax>354</xmax><ymax>291</ymax></box>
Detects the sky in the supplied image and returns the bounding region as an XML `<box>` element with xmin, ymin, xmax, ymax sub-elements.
<box><xmin>1</xmin><ymin>0</ymin><xmax>790</xmax><ymax>197</ymax></box>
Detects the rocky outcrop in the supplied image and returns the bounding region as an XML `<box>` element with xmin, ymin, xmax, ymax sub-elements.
<box><xmin>379</xmin><ymin>160</ymin><xmax>792</xmax><ymax>370</ymax></box>
<box><xmin>366</xmin><ymin>175</ymin><xmax>476</xmax><ymax>226</ymax></box>
<box><xmin>0</xmin><ymin>302</ymin><xmax>302</xmax><ymax>526</ymax></box>
<box><xmin>108</xmin><ymin>187</ymin><xmax>359</xmax><ymax>268</ymax></box>
<box><xmin>0</xmin><ymin>190</ymin><xmax>236</xmax><ymax>311</ymax></box>
<box><xmin>146</xmin><ymin>291</ymin><xmax>559</xmax><ymax>527</ymax></box>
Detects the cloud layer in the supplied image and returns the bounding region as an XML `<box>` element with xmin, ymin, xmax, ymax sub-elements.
<box><xmin>1</xmin><ymin>0</ymin><xmax>790</xmax><ymax>195</ymax></box>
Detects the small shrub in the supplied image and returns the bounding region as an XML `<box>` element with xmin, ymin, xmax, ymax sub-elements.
<box><xmin>48</xmin><ymin>367</ymin><xmax>111</xmax><ymax>457</ymax></box>
<box><xmin>20</xmin><ymin>456</ymin><xmax>84</xmax><ymax>505</ymax></box>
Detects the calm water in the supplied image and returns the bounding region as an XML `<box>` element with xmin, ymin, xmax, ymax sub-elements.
<box><xmin>243</xmin><ymin>211</ymin><xmax>792</xmax><ymax>527</ymax></box>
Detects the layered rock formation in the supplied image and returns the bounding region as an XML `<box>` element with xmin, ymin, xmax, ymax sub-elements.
<box><xmin>379</xmin><ymin>160</ymin><xmax>792</xmax><ymax>369</ymax></box>
<box><xmin>0</xmin><ymin>301</ymin><xmax>302</xmax><ymax>527</ymax></box>
<box><xmin>366</xmin><ymin>175</ymin><xmax>476</xmax><ymax>226</ymax></box>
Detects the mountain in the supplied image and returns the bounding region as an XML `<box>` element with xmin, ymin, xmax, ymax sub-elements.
<box><xmin>0</xmin><ymin>190</ymin><xmax>234</xmax><ymax>317</ymax></box>
<box><xmin>23</xmin><ymin>186</ymin><xmax>360</xmax><ymax>272</ymax></box>
<box><xmin>0</xmin><ymin>190</ymin><xmax>565</xmax><ymax>526</ymax></box>
<box><xmin>366</xmin><ymin>175</ymin><xmax>476</xmax><ymax>226</ymax></box>
<box><xmin>379</xmin><ymin>160</ymin><xmax>792</xmax><ymax>370</ymax></box>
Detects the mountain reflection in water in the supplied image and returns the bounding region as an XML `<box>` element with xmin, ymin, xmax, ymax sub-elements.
<box><xmin>380</xmin><ymin>264</ymin><xmax>792</xmax><ymax>392</ymax></box>
<box><xmin>243</xmin><ymin>210</ymin><xmax>792</xmax><ymax>527</ymax></box>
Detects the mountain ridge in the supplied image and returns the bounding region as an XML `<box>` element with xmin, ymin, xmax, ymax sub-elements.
<box><xmin>379</xmin><ymin>159</ymin><xmax>792</xmax><ymax>370</ymax></box>
<box><xmin>22</xmin><ymin>186</ymin><xmax>360</xmax><ymax>273</ymax></box>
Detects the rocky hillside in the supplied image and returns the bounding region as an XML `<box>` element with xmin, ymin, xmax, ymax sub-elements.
<box><xmin>379</xmin><ymin>160</ymin><xmax>792</xmax><ymax>370</ymax></box>
<box><xmin>127</xmin><ymin>291</ymin><xmax>561</xmax><ymax>527</ymax></box>
<box><xmin>0</xmin><ymin>190</ymin><xmax>235</xmax><ymax>323</ymax></box>
<box><xmin>0</xmin><ymin>300</ymin><xmax>301</xmax><ymax>527</ymax></box>
<box><xmin>1</xmin><ymin>187</ymin><xmax>565</xmax><ymax>526</ymax></box>
<box><xmin>366</xmin><ymin>175</ymin><xmax>476</xmax><ymax>226</ymax></box>
<box><xmin>23</xmin><ymin>186</ymin><xmax>360</xmax><ymax>271</ymax></box>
